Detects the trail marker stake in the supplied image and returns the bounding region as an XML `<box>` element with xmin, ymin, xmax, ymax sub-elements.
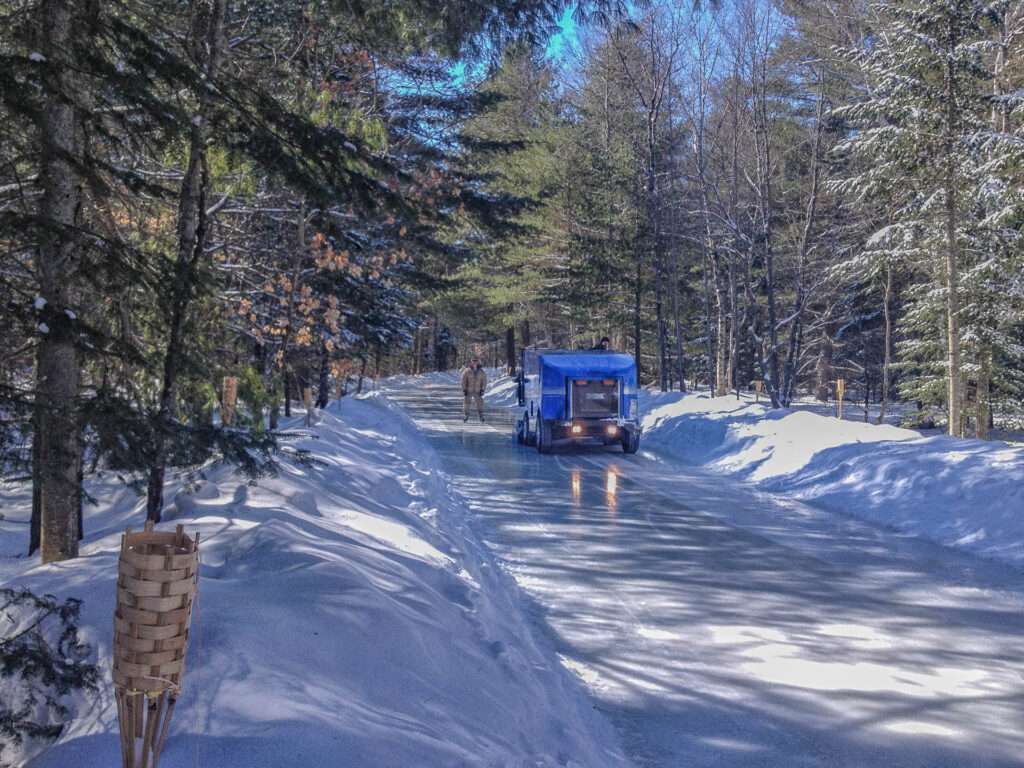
<box><xmin>221</xmin><ymin>376</ymin><xmax>238</xmax><ymax>427</ymax></box>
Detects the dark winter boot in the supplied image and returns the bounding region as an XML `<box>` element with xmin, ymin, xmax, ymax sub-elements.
<box><xmin>463</xmin><ymin>413</ymin><xmax>469</xmax><ymax>422</ymax></box>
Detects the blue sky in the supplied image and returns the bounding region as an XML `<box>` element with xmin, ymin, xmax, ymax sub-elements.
<box><xmin>545</xmin><ymin>6</ymin><xmax>580</xmax><ymax>59</ymax></box>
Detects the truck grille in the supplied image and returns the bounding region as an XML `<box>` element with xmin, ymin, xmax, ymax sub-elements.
<box><xmin>571</xmin><ymin>380</ymin><xmax>618</xmax><ymax>418</ymax></box>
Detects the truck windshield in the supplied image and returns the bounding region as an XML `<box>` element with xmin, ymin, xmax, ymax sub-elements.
<box><xmin>571</xmin><ymin>380</ymin><xmax>618</xmax><ymax>418</ymax></box>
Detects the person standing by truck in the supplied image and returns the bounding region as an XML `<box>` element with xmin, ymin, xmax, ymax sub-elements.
<box><xmin>460</xmin><ymin>357</ymin><xmax>487</xmax><ymax>422</ymax></box>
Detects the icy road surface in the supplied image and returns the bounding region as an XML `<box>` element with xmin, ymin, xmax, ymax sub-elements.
<box><xmin>384</xmin><ymin>377</ymin><xmax>1024</xmax><ymax>768</ymax></box>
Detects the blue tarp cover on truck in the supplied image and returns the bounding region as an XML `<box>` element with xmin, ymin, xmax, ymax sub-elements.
<box><xmin>537</xmin><ymin>352</ymin><xmax>638</xmax><ymax>388</ymax></box>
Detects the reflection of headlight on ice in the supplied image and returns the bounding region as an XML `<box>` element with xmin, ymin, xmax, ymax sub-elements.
<box><xmin>605</xmin><ymin>471</ymin><xmax>617</xmax><ymax>497</ymax></box>
<box><xmin>571</xmin><ymin>469</ymin><xmax>581</xmax><ymax>498</ymax></box>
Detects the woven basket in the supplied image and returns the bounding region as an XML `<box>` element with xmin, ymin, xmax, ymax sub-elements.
<box><xmin>113</xmin><ymin>523</ymin><xmax>198</xmax><ymax>694</ymax></box>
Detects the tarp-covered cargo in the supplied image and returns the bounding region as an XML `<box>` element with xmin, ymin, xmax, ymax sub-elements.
<box><xmin>516</xmin><ymin>349</ymin><xmax>640</xmax><ymax>454</ymax></box>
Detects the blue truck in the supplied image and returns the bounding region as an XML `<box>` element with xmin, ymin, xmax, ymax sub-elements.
<box><xmin>515</xmin><ymin>348</ymin><xmax>641</xmax><ymax>454</ymax></box>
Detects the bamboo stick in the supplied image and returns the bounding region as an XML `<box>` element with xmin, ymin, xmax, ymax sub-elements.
<box><xmin>152</xmin><ymin>694</ymin><xmax>177</xmax><ymax>767</ymax></box>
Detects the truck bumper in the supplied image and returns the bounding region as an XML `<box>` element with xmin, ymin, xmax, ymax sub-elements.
<box><xmin>554</xmin><ymin>419</ymin><xmax>640</xmax><ymax>441</ymax></box>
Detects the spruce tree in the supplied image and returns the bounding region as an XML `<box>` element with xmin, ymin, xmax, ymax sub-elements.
<box><xmin>834</xmin><ymin>0</ymin><xmax>1023</xmax><ymax>436</ymax></box>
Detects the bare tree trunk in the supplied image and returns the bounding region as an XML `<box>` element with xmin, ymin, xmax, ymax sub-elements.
<box><xmin>712</xmin><ymin>251</ymin><xmax>729</xmax><ymax>396</ymax></box>
<box><xmin>780</xmin><ymin>85</ymin><xmax>824</xmax><ymax>408</ymax></box>
<box><xmin>649</xmin><ymin>136</ymin><xmax>668</xmax><ymax>392</ymax></box>
<box><xmin>944</xmin><ymin>45</ymin><xmax>963</xmax><ymax>438</ymax></box>
<box><xmin>356</xmin><ymin>356</ymin><xmax>367</xmax><ymax>393</ymax></box>
<box><xmin>34</xmin><ymin>0</ymin><xmax>96</xmax><ymax>562</ymax></box>
<box><xmin>976</xmin><ymin>367</ymin><xmax>990</xmax><ymax>440</ymax></box>
<box><xmin>671</xmin><ymin>241</ymin><xmax>685</xmax><ymax>392</ymax></box>
<box><xmin>146</xmin><ymin>0</ymin><xmax>227</xmax><ymax>521</ymax></box>
<box><xmin>280</xmin><ymin>202</ymin><xmax>308</xmax><ymax>419</ymax></box>
<box><xmin>634</xmin><ymin>259</ymin><xmax>643</xmax><ymax>380</ymax></box>
<box><xmin>814</xmin><ymin>323</ymin><xmax>835</xmax><ymax>402</ymax></box>
<box><xmin>506</xmin><ymin>325</ymin><xmax>516</xmax><ymax>376</ymax></box>
<box><xmin>877</xmin><ymin>266</ymin><xmax>893</xmax><ymax>424</ymax></box>
<box><xmin>412</xmin><ymin>327</ymin><xmax>423</xmax><ymax>374</ymax></box>
<box><xmin>724</xmin><ymin>58</ymin><xmax>743</xmax><ymax>397</ymax></box>
<box><xmin>700</xmin><ymin>246</ymin><xmax>714</xmax><ymax>392</ymax></box>
<box><xmin>726</xmin><ymin>258</ymin><xmax>739</xmax><ymax>393</ymax></box>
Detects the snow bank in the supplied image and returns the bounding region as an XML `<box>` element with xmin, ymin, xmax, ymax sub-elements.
<box><xmin>0</xmin><ymin>394</ymin><xmax>628</xmax><ymax>768</ymax></box>
<box><xmin>638</xmin><ymin>391</ymin><xmax>1024</xmax><ymax>569</ymax></box>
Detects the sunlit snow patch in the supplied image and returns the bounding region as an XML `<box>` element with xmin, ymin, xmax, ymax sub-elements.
<box><xmin>557</xmin><ymin>654</ymin><xmax>602</xmax><ymax>686</ymax></box>
<box><xmin>339</xmin><ymin>511</ymin><xmax>454</xmax><ymax>566</ymax></box>
<box><xmin>884</xmin><ymin>721</ymin><xmax>961</xmax><ymax>737</ymax></box>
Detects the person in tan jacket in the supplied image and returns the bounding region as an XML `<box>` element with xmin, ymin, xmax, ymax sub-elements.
<box><xmin>460</xmin><ymin>358</ymin><xmax>487</xmax><ymax>422</ymax></box>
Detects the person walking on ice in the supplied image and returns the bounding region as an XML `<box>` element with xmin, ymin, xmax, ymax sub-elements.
<box><xmin>460</xmin><ymin>357</ymin><xmax>487</xmax><ymax>422</ymax></box>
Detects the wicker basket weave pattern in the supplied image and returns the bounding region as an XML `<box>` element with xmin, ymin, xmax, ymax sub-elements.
<box><xmin>113</xmin><ymin>524</ymin><xmax>198</xmax><ymax>693</ymax></box>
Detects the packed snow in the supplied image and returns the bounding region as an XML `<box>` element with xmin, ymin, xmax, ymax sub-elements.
<box><xmin>2</xmin><ymin>371</ymin><xmax>1022</xmax><ymax>767</ymax></box>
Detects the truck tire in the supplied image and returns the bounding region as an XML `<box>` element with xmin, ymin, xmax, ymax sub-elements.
<box><xmin>516</xmin><ymin>419</ymin><xmax>525</xmax><ymax>444</ymax></box>
<box><xmin>537</xmin><ymin>418</ymin><xmax>553</xmax><ymax>454</ymax></box>
<box><xmin>621</xmin><ymin>431</ymin><xmax>640</xmax><ymax>454</ymax></box>
<box><xmin>523</xmin><ymin>414</ymin><xmax>536</xmax><ymax>446</ymax></box>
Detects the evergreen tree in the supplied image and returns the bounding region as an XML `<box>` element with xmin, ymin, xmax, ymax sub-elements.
<box><xmin>834</xmin><ymin>0</ymin><xmax>1024</xmax><ymax>436</ymax></box>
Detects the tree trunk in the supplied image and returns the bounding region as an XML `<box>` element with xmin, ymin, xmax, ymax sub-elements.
<box><xmin>412</xmin><ymin>327</ymin><xmax>423</xmax><ymax>374</ymax></box>
<box><xmin>30</xmin><ymin>418</ymin><xmax>42</xmax><ymax>556</ymax></box>
<box><xmin>649</xmin><ymin>126</ymin><xmax>667</xmax><ymax>393</ymax></box>
<box><xmin>146</xmin><ymin>0</ymin><xmax>227</xmax><ymax>521</ymax></box>
<box><xmin>506</xmin><ymin>325</ymin><xmax>516</xmax><ymax>376</ymax></box>
<box><xmin>815</xmin><ymin>323</ymin><xmax>835</xmax><ymax>402</ymax></box>
<box><xmin>281</xmin><ymin>202</ymin><xmax>308</xmax><ymax>419</ymax></box>
<box><xmin>701</xmin><ymin>245</ymin><xmax>714</xmax><ymax>393</ymax></box>
<box><xmin>34</xmin><ymin>0</ymin><xmax>95</xmax><ymax>562</ymax></box>
<box><xmin>356</xmin><ymin>356</ymin><xmax>367</xmax><ymax>394</ymax></box>
<box><xmin>780</xmin><ymin>87</ymin><xmax>823</xmax><ymax>408</ymax></box>
<box><xmin>727</xmin><ymin>256</ymin><xmax>739</xmax><ymax>394</ymax></box>
<box><xmin>976</xmin><ymin>368</ymin><xmax>990</xmax><ymax>440</ymax></box>
<box><xmin>712</xmin><ymin>251</ymin><xmax>729</xmax><ymax>396</ymax></box>
<box><xmin>944</xmin><ymin>46</ymin><xmax>963</xmax><ymax>438</ymax></box>
<box><xmin>671</xmin><ymin>242</ymin><xmax>685</xmax><ymax>392</ymax></box>
<box><xmin>634</xmin><ymin>258</ymin><xmax>643</xmax><ymax>381</ymax></box>
<box><xmin>317</xmin><ymin>344</ymin><xmax>330</xmax><ymax>408</ymax></box>
<box><xmin>877</xmin><ymin>266</ymin><xmax>893</xmax><ymax>425</ymax></box>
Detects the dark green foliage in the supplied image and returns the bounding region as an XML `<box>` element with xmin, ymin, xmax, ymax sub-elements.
<box><xmin>0</xmin><ymin>589</ymin><xmax>99</xmax><ymax>764</ymax></box>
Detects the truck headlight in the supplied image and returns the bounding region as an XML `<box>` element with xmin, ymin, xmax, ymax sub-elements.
<box><xmin>606</xmin><ymin>425</ymin><xmax>618</xmax><ymax>436</ymax></box>
<box><xmin>570</xmin><ymin>424</ymin><xmax>583</xmax><ymax>435</ymax></box>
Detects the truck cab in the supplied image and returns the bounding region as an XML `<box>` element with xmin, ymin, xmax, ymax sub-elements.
<box><xmin>516</xmin><ymin>348</ymin><xmax>641</xmax><ymax>454</ymax></box>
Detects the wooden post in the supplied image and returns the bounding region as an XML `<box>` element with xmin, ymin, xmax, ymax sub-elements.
<box><xmin>221</xmin><ymin>376</ymin><xmax>238</xmax><ymax>427</ymax></box>
<box><xmin>302</xmin><ymin>387</ymin><xmax>312</xmax><ymax>426</ymax></box>
<box><xmin>754</xmin><ymin>380</ymin><xmax>763</xmax><ymax>403</ymax></box>
<box><xmin>837</xmin><ymin>378</ymin><xmax>845</xmax><ymax>419</ymax></box>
